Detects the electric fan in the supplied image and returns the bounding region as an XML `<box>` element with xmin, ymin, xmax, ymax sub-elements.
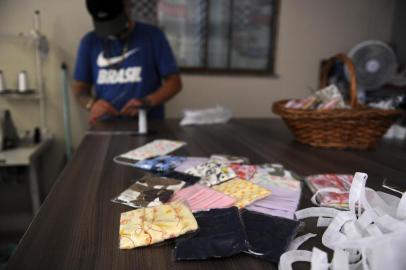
<box><xmin>347</xmin><ymin>40</ymin><xmax>397</xmax><ymax>90</ymax></box>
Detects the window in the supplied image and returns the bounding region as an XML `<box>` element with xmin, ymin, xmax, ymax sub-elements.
<box><xmin>132</xmin><ymin>0</ymin><xmax>279</xmax><ymax>75</ymax></box>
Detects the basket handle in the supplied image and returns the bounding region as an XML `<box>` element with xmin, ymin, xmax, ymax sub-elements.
<box><xmin>319</xmin><ymin>53</ymin><xmax>358</xmax><ymax>108</ymax></box>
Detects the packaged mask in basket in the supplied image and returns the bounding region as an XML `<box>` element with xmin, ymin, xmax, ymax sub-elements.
<box><xmin>314</xmin><ymin>84</ymin><xmax>346</xmax><ymax>109</ymax></box>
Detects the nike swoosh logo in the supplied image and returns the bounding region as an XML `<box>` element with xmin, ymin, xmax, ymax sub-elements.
<box><xmin>97</xmin><ymin>48</ymin><xmax>139</xmax><ymax>68</ymax></box>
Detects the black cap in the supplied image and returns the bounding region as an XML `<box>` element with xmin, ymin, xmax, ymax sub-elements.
<box><xmin>86</xmin><ymin>0</ymin><xmax>128</xmax><ymax>37</ymax></box>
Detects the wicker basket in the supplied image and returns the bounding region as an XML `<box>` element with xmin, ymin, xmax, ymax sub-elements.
<box><xmin>272</xmin><ymin>53</ymin><xmax>403</xmax><ymax>150</ymax></box>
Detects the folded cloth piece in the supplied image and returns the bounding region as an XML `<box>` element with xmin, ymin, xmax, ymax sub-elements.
<box><xmin>246</xmin><ymin>205</ymin><xmax>295</xmax><ymax>220</ymax></box>
<box><xmin>119</xmin><ymin>139</ymin><xmax>186</xmax><ymax>161</ymax></box>
<box><xmin>112</xmin><ymin>174</ymin><xmax>185</xmax><ymax>208</ymax></box>
<box><xmin>134</xmin><ymin>156</ymin><xmax>186</xmax><ymax>172</ymax></box>
<box><xmin>185</xmin><ymin>161</ymin><xmax>236</xmax><ymax>187</ymax></box>
<box><xmin>241</xmin><ymin>210</ymin><xmax>301</xmax><ymax>263</ymax></box>
<box><xmin>212</xmin><ymin>178</ymin><xmax>271</xmax><ymax>208</ymax></box>
<box><xmin>170</xmin><ymin>184</ymin><xmax>236</xmax><ymax>212</ymax></box>
<box><xmin>119</xmin><ymin>202</ymin><xmax>198</xmax><ymax>249</ymax></box>
<box><xmin>210</xmin><ymin>154</ymin><xmax>250</xmax><ymax>165</ymax></box>
<box><xmin>174</xmin><ymin>207</ymin><xmax>248</xmax><ymax>260</ymax></box>
<box><xmin>305</xmin><ymin>174</ymin><xmax>353</xmax><ymax>209</ymax></box>
<box><xmin>228</xmin><ymin>164</ymin><xmax>256</xmax><ymax>180</ymax></box>
<box><xmin>255</xmin><ymin>163</ymin><xmax>301</xmax><ymax>180</ymax></box>
<box><xmin>246</xmin><ymin>186</ymin><xmax>301</xmax><ymax>220</ymax></box>
<box><xmin>180</xmin><ymin>106</ymin><xmax>232</xmax><ymax>126</ymax></box>
<box><xmin>251</xmin><ymin>173</ymin><xmax>302</xmax><ymax>192</ymax></box>
<box><xmin>152</xmin><ymin>171</ymin><xmax>201</xmax><ymax>186</ymax></box>
<box><xmin>174</xmin><ymin>157</ymin><xmax>209</xmax><ymax>173</ymax></box>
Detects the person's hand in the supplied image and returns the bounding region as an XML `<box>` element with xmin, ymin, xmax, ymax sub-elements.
<box><xmin>89</xmin><ymin>99</ymin><xmax>119</xmax><ymax>125</ymax></box>
<box><xmin>120</xmin><ymin>98</ymin><xmax>143</xmax><ymax>117</ymax></box>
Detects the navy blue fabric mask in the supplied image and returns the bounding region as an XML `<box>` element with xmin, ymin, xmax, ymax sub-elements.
<box><xmin>174</xmin><ymin>207</ymin><xmax>249</xmax><ymax>260</ymax></box>
<box><xmin>241</xmin><ymin>210</ymin><xmax>301</xmax><ymax>263</ymax></box>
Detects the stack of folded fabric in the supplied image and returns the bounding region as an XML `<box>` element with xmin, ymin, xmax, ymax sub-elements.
<box><xmin>114</xmin><ymin>141</ymin><xmax>305</xmax><ymax>263</ymax></box>
<box><xmin>247</xmin><ymin>164</ymin><xmax>302</xmax><ymax>219</ymax></box>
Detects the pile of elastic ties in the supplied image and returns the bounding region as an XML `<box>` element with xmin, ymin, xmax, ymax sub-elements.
<box><xmin>279</xmin><ymin>172</ymin><xmax>406</xmax><ymax>270</ymax></box>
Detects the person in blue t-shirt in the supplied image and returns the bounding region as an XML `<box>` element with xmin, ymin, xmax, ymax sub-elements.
<box><xmin>73</xmin><ymin>0</ymin><xmax>182</xmax><ymax>124</ymax></box>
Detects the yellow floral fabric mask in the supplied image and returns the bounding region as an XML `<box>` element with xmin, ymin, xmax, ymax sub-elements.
<box><xmin>212</xmin><ymin>178</ymin><xmax>271</xmax><ymax>208</ymax></box>
<box><xmin>119</xmin><ymin>202</ymin><xmax>198</xmax><ymax>249</ymax></box>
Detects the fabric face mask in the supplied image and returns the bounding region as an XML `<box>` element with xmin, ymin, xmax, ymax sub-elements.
<box><xmin>174</xmin><ymin>207</ymin><xmax>249</xmax><ymax>260</ymax></box>
<box><xmin>210</xmin><ymin>154</ymin><xmax>250</xmax><ymax>165</ymax></box>
<box><xmin>256</xmin><ymin>163</ymin><xmax>301</xmax><ymax>180</ymax></box>
<box><xmin>152</xmin><ymin>170</ymin><xmax>201</xmax><ymax>186</ymax></box>
<box><xmin>250</xmin><ymin>173</ymin><xmax>301</xmax><ymax>191</ymax></box>
<box><xmin>119</xmin><ymin>139</ymin><xmax>186</xmax><ymax>161</ymax></box>
<box><xmin>170</xmin><ymin>184</ymin><xmax>236</xmax><ymax>212</ymax></box>
<box><xmin>112</xmin><ymin>174</ymin><xmax>185</xmax><ymax>208</ymax></box>
<box><xmin>174</xmin><ymin>157</ymin><xmax>209</xmax><ymax>173</ymax></box>
<box><xmin>228</xmin><ymin>164</ymin><xmax>256</xmax><ymax>180</ymax></box>
<box><xmin>241</xmin><ymin>210</ymin><xmax>301</xmax><ymax>263</ymax></box>
<box><xmin>212</xmin><ymin>178</ymin><xmax>271</xmax><ymax>208</ymax></box>
<box><xmin>246</xmin><ymin>185</ymin><xmax>301</xmax><ymax>220</ymax></box>
<box><xmin>134</xmin><ymin>156</ymin><xmax>186</xmax><ymax>172</ymax></box>
<box><xmin>185</xmin><ymin>161</ymin><xmax>236</xmax><ymax>187</ymax></box>
<box><xmin>119</xmin><ymin>202</ymin><xmax>198</xmax><ymax>249</ymax></box>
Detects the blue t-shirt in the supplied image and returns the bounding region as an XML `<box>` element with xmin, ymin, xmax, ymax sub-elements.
<box><xmin>74</xmin><ymin>22</ymin><xmax>179</xmax><ymax>119</ymax></box>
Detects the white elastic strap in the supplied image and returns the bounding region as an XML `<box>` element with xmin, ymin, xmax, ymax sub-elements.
<box><xmin>310</xmin><ymin>187</ymin><xmax>346</xmax><ymax>207</ymax></box>
<box><xmin>317</xmin><ymin>217</ymin><xmax>333</xmax><ymax>227</ymax></box>
<box><xmin>287</xmin><ymin>233</ymin><xmax>317</xmax><ymax>251</ymax></box>
<box><xmin>364</xmin><ymin>224</ymin><xmax>382</xmax><ymax>236</ymax></box>
<box><xmin>341</xmin><ymin>221</ymin><xmax>362</xmax><ymax>239</ymax></box>
<box><xmin>279</xmin><ymin>250</ymin><xmax>312</xmax><ymax>270</ymax></box>
<box><xmin>361</xmin><ymin>247</ymin><xmax>370</xmax><ymax>270</ymax></box>
<box><xmin>376</xmin><ymin>191</ymin><xmax>400</xmax><ymax>208</ymax></box>
<box><xmin>247</xmin><ymin>249</ymin><xmax>264</xmax><ymax>256</ymax></box>
<box><xmin>356</xmin><ymin>211</ymin><xmax>374</xmax><ymax>231</ymax></box>
<box><xmin>335</xmin><ymin>227</ymin><xmax>406</xmax><ymax>249</ymax></box>
<box><xmin>347</xmin><ymin>249</ymin><xmax>361</xmax><ymax>264</ymax></box>
<box><xmin>349</xmin><ymin>172</ymin><xmax>368</xmax><ymax>217</ymax></box>
<box><xmin>396</xmin><ymin>192</ymin><xmax>406</xmax><ymax>219</ymax></box>
<box><xmin>295</xmin><ymin>207</ymin><xmax>341</xmax><ymax>220</ymax></box>
<box><xmin>322</xmin><ymin>211</ymin><xmax>355</xmax><ymax>249</ymax></box>
<box><xmin>113</xmin><ymin>156</ymin><xmax>138</xmax><ymax>167</ymax></box>
<box><xmin>375</xmin><ymin>214</ymin><xmax>406</xmax><ymax>232</ymax></box>
<box><xmin>310</xmin><ymin>247</ymin><xmax>329</xmax><ymax>270</ymax></box>
<box><xmin>332</xmin><ymin>249</ymin><xmax>349</xmax><ymax>270</ymax></box>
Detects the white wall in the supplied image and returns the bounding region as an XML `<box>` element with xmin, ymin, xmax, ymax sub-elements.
<box><xmin>172</xmin><ymin>0</ymin><xmax>395</xmax><ymax>117</ymax></box>
<box><xmin>0</xmin><ymin>0</ymin><xmax>395</xmax><ymax>194</ymax></box>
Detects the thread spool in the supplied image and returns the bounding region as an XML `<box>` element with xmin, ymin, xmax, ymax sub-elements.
<box><xmin>138</xmin><ymin>109</ymin><xmax>147</xmax><ymax>134</ymax></box>
<box><xmin>18</xmin><ymin>71</ymin><xmax>28</xmax><ymax>93</ymax></box>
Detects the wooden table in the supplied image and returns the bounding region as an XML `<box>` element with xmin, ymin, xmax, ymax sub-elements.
<box><xmin>7</xmin><ymin>119</ymin><xmax>406</xmax><ymax>270</ymax></box>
